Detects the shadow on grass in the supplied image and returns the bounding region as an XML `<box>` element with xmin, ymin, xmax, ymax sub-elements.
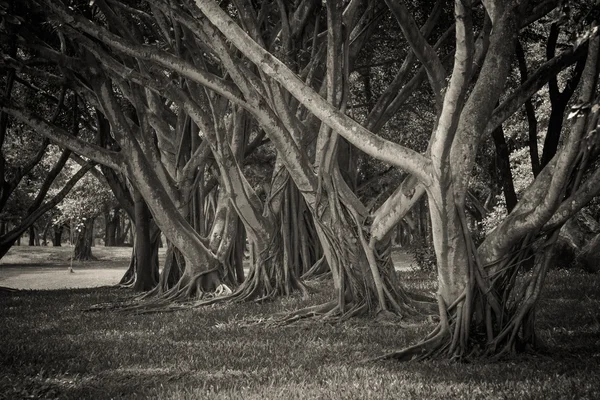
<box><xmin>0</xmin><ymin>270</ymin><xmax>599</xmax><ymax>399</ymax></box>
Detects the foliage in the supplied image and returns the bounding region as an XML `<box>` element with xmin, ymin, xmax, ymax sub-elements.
<box><xmin>482</xmin><ymin>147</ymin><xmax>536</xmax><ymax>234</ymax></box>
<box><xmin>54</xmin><ymin>170</ymin><xmax>114</xmax><ymax>232</ymax></box>
<box><xmin>407</xmin><ymin>237</ymin><xmax>437</xmax><ymax>273</ymax></box>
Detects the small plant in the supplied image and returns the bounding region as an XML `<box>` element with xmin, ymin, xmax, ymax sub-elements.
<box><xmin>407</xmin><ymin>238</ymin><xmax>437</xmax><ymax>272</ymax></box>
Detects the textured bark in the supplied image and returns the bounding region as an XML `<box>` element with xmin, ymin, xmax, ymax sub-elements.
<box><xmin>132</xmin><ymin>190</ymin><xmax>158</xmax><ymax>291</ymax></box>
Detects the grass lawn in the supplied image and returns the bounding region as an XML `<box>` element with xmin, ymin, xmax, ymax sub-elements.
<box><xmin>0</xmin><ymin>246</ymin><xmax>168</xmax><ymax>290</ymax></box>
<box><xmin>1</xmin><ymin>254</ymin><xmax>599</xmax><ymax>399</ymax></box>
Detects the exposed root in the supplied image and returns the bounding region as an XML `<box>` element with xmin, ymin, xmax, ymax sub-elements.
<box><xmin>86</xmin><ymin>268</ymin><xmax>221</xmax><ymax>314</ymax></box>
<box><xmin>274</xmin><ymin>300</ymin><xmax>339</xmax><ymax>324</ymax></box>
<box><xmin>374</xmin><ymin>295</ymin><xmax>453</xmax><ymax>361</ymax></box>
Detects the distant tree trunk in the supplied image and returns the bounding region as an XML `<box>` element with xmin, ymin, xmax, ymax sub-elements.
<box><xmin>117</xmin><ymin>219</ymin><xmax>131</xmax><ymax>246</ymax></box>
<box><xmin>491</xmin><ymin>124</ymin><xmax>517</xmax><ymax>212</ymax></box>
<box><xmin>73</xmin><ymin>218</ymin><xmax>95</xmax><ymax>261</ymax></box>
<box><xmin>28</xmin><ymin>226</ymin><xmax>35</xmax><ymax>246</ymax></box>
<box><xmin>41</xmin><ymin>219</ymin><xmax>51</xmax><ymax>246</ymax></box>
<box><xmin>104</xmin><ymin>207</ymin><xmax>120</xmax><ymax>246</ymax></box>
<box><xmin>53</xmin><ymin>224</ymin><xmax>63</xmax><ymax>246</ymax></box>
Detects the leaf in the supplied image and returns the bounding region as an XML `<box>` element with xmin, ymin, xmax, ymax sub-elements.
<box><xmin>567</xmin><ymin>110</ymin><xmax>580</xmax><ymax>120</ymax></box>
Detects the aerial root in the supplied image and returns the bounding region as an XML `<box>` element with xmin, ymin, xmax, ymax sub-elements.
<box><xmin>301</xmin><ymin>256</ymin><xmax>329</xmax><ymax>280</ymax></box>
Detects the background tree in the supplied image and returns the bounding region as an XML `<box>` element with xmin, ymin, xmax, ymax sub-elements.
<box><xmin>55</xmin><ymin>171</ymin><xmax>114</xmax><ymax>260</ymax></box>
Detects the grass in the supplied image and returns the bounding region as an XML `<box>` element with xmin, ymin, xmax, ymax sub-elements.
<box><xmin>1</xmin><ymin>259</ymin><xmax>599</xmax><ymax>399</ymax></box>
<box><xmin>0</xmin><ymin>246</ymin><xmax>167</xmax><ymax>290</ymax></box>
<box><xmin>0</xmin><ymin>245</ymin><xmax>135</xmax><ymax>266</ymax></box>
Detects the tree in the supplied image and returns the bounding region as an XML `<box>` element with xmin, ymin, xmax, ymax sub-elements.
<box><xmin>56</xmin><ymin>170</ymin><xmax>114</xmax><ymax>260</ymax></box>
<box><xmin>183</xmin><ymin>0</ymin><xmax>600</xmax><ymax>357</ymax></box>
<box><xmin>2</xmin><ymin>0</ymin><xmax>600</xmax><ymax>361</ymax></box>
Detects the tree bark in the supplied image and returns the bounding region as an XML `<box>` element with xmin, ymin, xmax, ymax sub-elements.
<box><xmin>132</xmin><ymin>190</ymin><xmax>158</xmax><ymax>291</ymax></box>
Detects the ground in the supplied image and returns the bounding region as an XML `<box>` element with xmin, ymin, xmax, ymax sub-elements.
<box><xmin>0</xmin><ymin>246</ymin><xmax>411</xmax><ymax>290</ymax></box>
<box><xmin>1</xmin><ymin>246</ymin><xmax>599</xmax><ymax>399</ymax></box>
<box><xmin>0</xmin><ymin>246</ymin><xmax>167</xmax><ymax>290</ymax></box>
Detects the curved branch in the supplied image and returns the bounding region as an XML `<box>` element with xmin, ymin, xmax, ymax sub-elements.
<box><xmin>0</xmin><ymin>162</ymin><xmax>95</xmax><ymax>246</ymax></box>
<box><xmin>384</xmin><ymin>0</ymin><xmax>446</xmax><ymax>107</ymax></box>
<box><xmin>43</xmin><ymin>0</ymin><xmax>246</xmax><ymax>106</ymax></box>
<box><xmin>0</xmin><ymin>102</ymin><xmax>123</xmax><ymax>170</ymax></box>
<box><xmin>480</xmin><ymin>33</ymin><xmax>600</xmax><ymax>261</ymax></box>
<box><xmin>194</xmin><ymin>0</ymin><xmax>433</xmax><ymax>185</ymax></box>
<box><xmin>486</xmin><ymin>41</ymin><xmax>588</xmax><ymax>136</ymax></box>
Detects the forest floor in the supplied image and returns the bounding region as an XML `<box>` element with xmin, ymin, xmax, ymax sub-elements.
<box><xmin>1</xmin><ymin>249</ymin><xmax>599</xmax><ymax>399</ymax></box>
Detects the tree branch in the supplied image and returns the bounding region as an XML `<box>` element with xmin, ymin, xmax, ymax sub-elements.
<box><xmin>0</xmin><ymin>162</ymin><xmax>95</xmax><ymax>246</ymax></box>
<box><xmin>194</xmin><ymin>0</ymin><xmax>433</xmax><ymax>185</ymax></box>
<box><xmin>0</xmin><ymin>102</ymin><xmax>123</xmax><ymax>170</ymax></box>
<box><xmin>384</xmin><ymin>0</ymin><xmax>446</xmax><ymax>108</ymax></box>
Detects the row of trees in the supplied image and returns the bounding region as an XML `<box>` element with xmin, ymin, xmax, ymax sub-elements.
<box><xmin>1</xmin><ymin>0</ymin><xmax>599</xmax><ymax>360</ymax></box>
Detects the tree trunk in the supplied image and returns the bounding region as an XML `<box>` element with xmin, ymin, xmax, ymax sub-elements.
<box><xmin>104</xmin><ymin>207</ymin><xmax>120</xmax><ymax>246</ymax></box>
<box><xmin>575</xmin><ymin>233</ymin><xmax>600</xmax><ymax>273</ymax></box>
<box><xmin>116</xmin><ymin>219</ymin><xmax>130</xmax><ymax>246</ymax></box>
<box><xmin>132</xmin><ymin>190</ymin><xmax>158</xmax><ymax>291</ymax></box>
<box><xmin>28</xmin><ymin>226</ymin><xmax>35</xmax><ymax>246</ymax></box>
<box><xmin>53</xmin><ymin>224</ymin><xmax>63</xmax><ymax>246</ymax></box>
<box><xmin>73</xmin><ymin>218</ymin><xmax>95</xmax><ymax>261</ymax></box>
<box><xmin>491</xmin><ymin>125</ymin><xmax>517</xmax><ymax>212</ymax></box>
<box><xmin>41</xmin><ymin>218</ymin><xmax>51</xmax><ymax>246</ymax></box>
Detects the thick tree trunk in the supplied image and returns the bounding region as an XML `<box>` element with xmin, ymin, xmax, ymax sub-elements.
<box><xmin>132</xmin><ymin>190</ymin><xmax>158</xmax><ymax>291</ymax></box>
<box><xmin>73</xmin><ymin>218</ymin><xmax>95</xmax><ymax>261</ymax></box>
<box><xmin>156</xmin><ymin>241</ymin><xmax>184</xmax><ymax>293</ymax></box>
